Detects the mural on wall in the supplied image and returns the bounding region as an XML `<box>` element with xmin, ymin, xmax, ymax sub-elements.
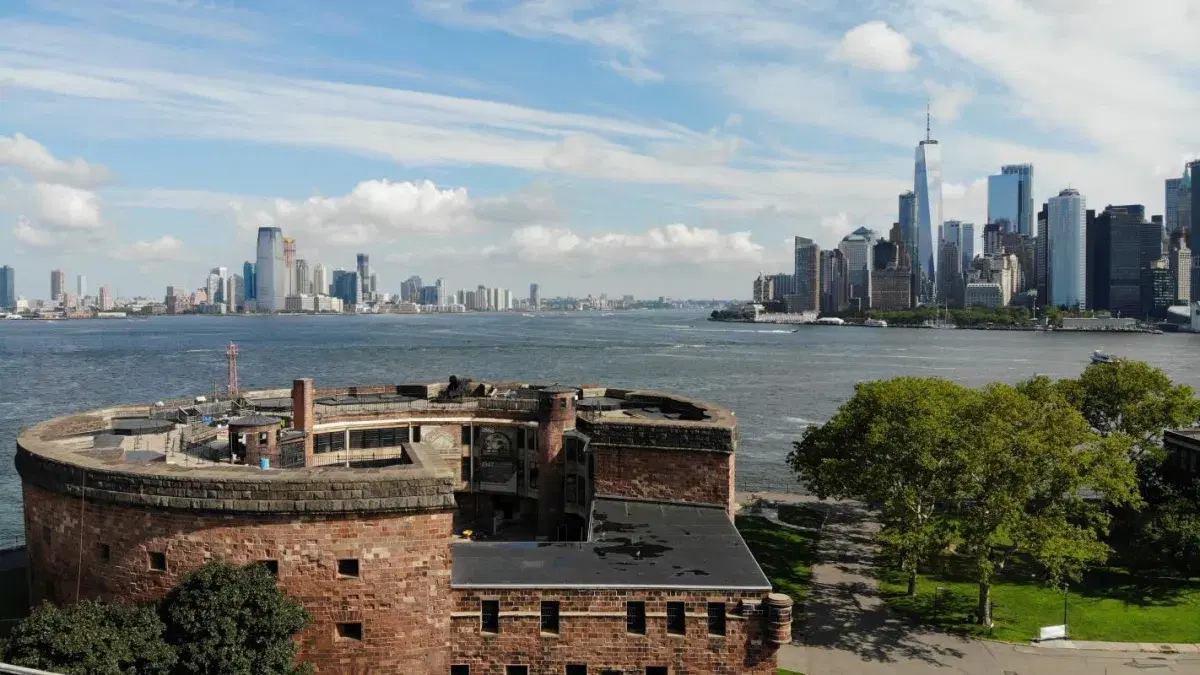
<box><xmin>475</xmin><ymin>426</ymin><xmax>519</xmax><ymax>492</ymax></box>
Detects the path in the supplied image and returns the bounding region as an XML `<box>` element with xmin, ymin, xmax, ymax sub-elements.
<box><xmin>747</xmin><ymin>494</ymin><xmax>1200</xmax><ymax>674</ymax></box>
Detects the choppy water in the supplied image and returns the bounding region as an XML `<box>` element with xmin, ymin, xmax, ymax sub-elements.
<box><xmin>1</xmin><ymin>311</ymin><xmax>1197</xmax><ymax>543</ymax></box>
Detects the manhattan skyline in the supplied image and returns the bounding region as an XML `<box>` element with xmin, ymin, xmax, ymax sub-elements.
<box><xmin>0</xmin><ymin>1</ymin><xmax>1196</xmax><ymax>298</ymax></box>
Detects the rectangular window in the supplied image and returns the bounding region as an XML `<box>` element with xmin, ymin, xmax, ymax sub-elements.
<box><xmin>516</xmin><ymin>427</ymin><xmax>525</xmax><ymax>448</ymax></box>
<box><xmin>335</xmin><ymin>623</ymin><xmax>362</xmax><ymax>641</ymax></box>
<box><xmin>451</xmin><ymin>667</ymin><xmax>470</xmax><ymax>675</ymax></box>
<box><xmin>148</xmin><ymin>551</ymin><xmax>167</xmax><ymax>572</ymax></box>
<box><xmin>505</xmin><ymin>667</ymin><xmax>528</xmax><ymax>675</ymax></box>
<box><xmin>666</xmin><ymin>602</ymin><xmax>686</xmax><ymax>635</ymax></box>
<box><xmin>260</xmin><ymin>560</ymin><xmax>279</xmax><ymax>576</ymax></box>
<box><xmin>540</xmin><ymin>601</ymin><xmax>560</xmax><ymax>634</ymax></box>
<box><xmin>626</xmin><ymin>601</ymin><xmax>646</xmax><ymax>635</ymax></box>
<box><xmin>481</xmin><ymin>600</ymin><xmax>500</xmax><ymax>633</ymax></box>
<box><xmin>565</xmin><ymin>666</ymin><xmax>587</xmax><ymax>675</ymax></box>
<box><xmin>646</xmin><ymin>668</ymin><xmax>668</xmax><ymax>675</ymax></box>
<box><xmin>707</xmin><ymin>602</ymin><xmax>726</xmax><ymax>636</ymax></box>
<box><xmin>314</xmin><ymin>431</ymin><xmax>345</xmax><ymax>454</ymax></box>
<box><xmin>462</xmin><ymin>425</ymin><xmax>471</xmax><ymax>445</ymax></box>
<box><xmin>98</xmin><ymin>543</ymin><xmax>110</xmax><ymax>562</ymax></box>
<box><xmin>337</xmin><ymin>559</ymin><xmax>360</xmax><ymax>578</ymax></box>
<box><xmin>412</xmin><ymin>426</ymin><xmax>422</xmax><ymax>442</ymax></box>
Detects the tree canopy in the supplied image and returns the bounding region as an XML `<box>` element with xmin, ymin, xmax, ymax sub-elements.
<box><xmin>1</xmin><ymin>600</ymin><xmax>176</xmax><ymax>675</ymax></box>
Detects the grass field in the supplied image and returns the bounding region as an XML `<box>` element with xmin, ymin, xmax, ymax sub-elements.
<box><xmin>777</xmin><ymin>670</ymin><xmax>804</xmax><ymax>675</ymax></box>
<box><xmin>879</xmin><ymin>558</ymin><xmax>1200</xmax><ymax>643</ymax></box>
<box><xmin>736</xmin><ymin>515</ymin><xmax>820</xmax><ymax>606</ymax></box>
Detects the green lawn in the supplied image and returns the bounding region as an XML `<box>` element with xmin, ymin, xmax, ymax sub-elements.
<box><xmin>736</xmin><ymin>515</ymin><xmax>820</xmax><ymax>605</ymax></box>
<box><xmin>778</xmin><ymin>670</ymin><xmax>804</xmax><ymax>675</ymax></box>
<box><xmin>879</xmin><ymin>558</ymin><xmax>1200</xmax><ymax>643</ymax></box>
<box><xmin>775</xmin><ymin>503</ymin><xmax>825</xmax><ymax>530</ymax></box>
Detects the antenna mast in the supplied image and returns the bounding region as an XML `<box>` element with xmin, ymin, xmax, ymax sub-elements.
<box><xmin>226</xmin><ymin>342</ymin><xmax>239</xmax><ymax>397</ymax></box>
<box><xmin>925</xmin><ymin>99</ymin><xmax>931</xmax><ymax>142</ymax></box>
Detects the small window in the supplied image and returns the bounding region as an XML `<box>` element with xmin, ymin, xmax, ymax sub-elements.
<box><xmin>336</xmin><ymin>622</ymin><xmax>362</xmax><ymax>641</ymax></box>
<box><xmin>666</xmin><ymin>602</ymin><xmax>686</xmax><ymax>635</ymax></box>
<box><xmin>707</xmin><ymin>602</ymin><xmax>726</xmax><ymax>636</ymax></box>
<box><xmin>462</xmin><ymin>426</ymin><xmax>472</xmax><ymax>445</ymax></box>
<box><xmin>541</xmin><ymin>600</ymin><xmax>560</xmax><ymax>634</ymax></box>
<box><xmin>98</xmin><ymin>543</ymin><xmax>110</xmax><ymax>562</ymax></box>
<box><xmin>148</xmin><ymin>551</ymin><xmax>167</xmax><ymax>571</ymax></box>
<box><xmin>565</xmin><ymin>666</ymin><xmax>587</xmax><ymax>675</ymax></box>
<box><xmin>337</xmin><ymin>559</ymin><xmax>360</xmax><ymax>578</ymax></box>
<box><xmin>258</xmin><ymin>431</ymin><xmax>269</xmax><ymax>443</ymax></box>
<box><xmin>481</xmin><ymin>600</ymin><xmax>500</xmax><ymax>633</ymax></box>
<box><xmin>413</xmin><ymin>426</ymin><xmax>422</xmax><ymax>442</ymax></box>
<box><xmin>626</xmin><ymin>601</ymin><xmax>646</xmax><ymax>635</ymax></box>
<box><xmin>646</xmin><ymin>668</ymin><xmax>668</xmax><ymax>675</ymax></box>
<box><xmin>451</xmin><ymin>667</ymin><xmax>470</xmax><ymax>675</ymax></box>
<box><xmin>505</xmin><ymin>667</ymin><xmax>528</xmax><ymax>675</ymax></box>
<box><xmin>516</xmin><ymin>428</ymin><xmax>526</xmax><ymax>448</ymax></box>
<box><xmin>260</xmin><ymin>559</ymin><xmax>279</xmax><ymax>576</ymax></box>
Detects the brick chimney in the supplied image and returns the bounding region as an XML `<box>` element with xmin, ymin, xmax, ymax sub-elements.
<box><xmin>536</xmin><ymin>385</ymin><xmax>577</xmax><ymax>539</ymax></box>
<box><xmin>291</xmin><ymin>378</ymin><xmax>315</xmax><ymax>465</ymax></box>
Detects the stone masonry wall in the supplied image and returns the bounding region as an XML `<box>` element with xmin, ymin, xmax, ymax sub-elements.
<box><xmin>23</xmin><ymin>484</ymin><xmax>454</xmax><ymax>675</ymax></box>
<box><xmin>450</xmin><ymin>588</ymin><xmax>778</xmax><ymax>675</ymax></box>
<box><xmin>591</xmin><ymin>445</ymin><xmax>734</xmax><ymax>515</ymax></box>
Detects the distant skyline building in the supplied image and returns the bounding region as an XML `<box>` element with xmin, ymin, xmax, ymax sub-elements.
<box><xmin>242</xmin><ymin>261</ymin><xmax>256</xmax><ymax>302</ymax></box>
<box><xmin>987</xmin><ymin>164</ymin><xmax>1034</xmax><ymax>236</ymax></box>
<box><xmin>312</xmin><ymin>263</ymin><xmax>328</xmax><ymax>296</ymax></box>
<box><xmin>914</xmin><ymin>109</ymin><xmax>942</xmax><ymax>303</ymax></box>
<box><xmin>937</xmin><ymin>240</ymin><xmax>964</xmax><ymax>308</ymax></box>
<box><xmin>529</xmin><ymin>283</ymin><xmax>540</xmax><ymax>310</ymax></box>
<box><xmin>792</xmin><ymin>236</ymin><xmax>821</xmax><ymax>312</ymax></box>
<box><xmin>435</xmin><ymin>278</ymin><xmax>446</xmax><ymax>306</ymax></box>
<box><xmin>76</xmin><ymin>274</ymin><xmax>86</xmax><ymax>298</ymax></box>
<box><xmin>837</xmin><ymin>227</ymin><xmax>874</xmax><ymax>306</ymax></box>
<box><xmin>898</xmin><ymin>191</ymin><xmax>917</xmax><ymax>275</ymax></box>
<box><xmin>282</xmin><ymin>237</ymin><xmax>296</xmax><ymax>296</ymax></box>
<box><xmin>1047</xmin><ymin>189</ymin><xmax>1087</xmax><ymax>310</ymax></box>
<box><xmin>356</xmin><ymin>254</ymin><xmax>371</xmax><ymax>304</ymax></box>
<box><xmin>332</xmin><ymin>269</ymin><xmax>360</xmax><ymax>307</ymax></box>
<box><xmin>1166</xmin><ymin>177</ymin><xmax>1182</xmax><ymax>234</ymax></box>
<box><xmin>50</xmin><ymin>269</ymin><xmax>65</xmax><ymax>302</ymax></box>
<box><xmin>295</xmin><ymin>259</ymin><xmax>311</xmax><ymax>296</ymax></box>
<box><xmin>752</xmin><ymin>272</ymin><xmax>774</xmax><ymax>303</ymax></box>
<box><xmin>0</xmin><ymin>265</ymin><xmax>14</xmax><ymax>310</ymax></box>
<box><xmin>818</xmin><ymin>249</ymin><xmax>850</xmax><ymax>314</ymax></box>
<box><xmin>1169</xmin><ymin>243</ymin><xmax>1191</xmax><ymax>304</ymax></box>
<box><xmin>99</xmin><ymin>285</ymin><xmax>113</xmax><ymax>311</ymax></box>
<box><xmin>254</xmin><ymin>227</ymin><xmax>286</xmax><ymax>312</ymax></box>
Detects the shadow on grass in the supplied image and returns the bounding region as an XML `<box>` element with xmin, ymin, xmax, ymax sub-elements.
<box><xmin>776</xmin><ymin>504</ymin><xmax>825</xmax><ymax>530</ymax></box>
<box><xmin>736</xmin><ymin>516</ymin><xmax>819</xmax><ymax>606</ymax></box>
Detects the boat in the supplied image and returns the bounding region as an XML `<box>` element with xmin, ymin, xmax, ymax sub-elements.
<box><xmin>863</xmin><ymin>318</ymin><xmax>888</xmax><ymax>328</ymax></box>
<box><xmin>815</xmin><ymin>317</ymin><xmax>845</xmax><ymax>326</ymax></box>
<box><xmin>922</xmin><ymin>304</ymin><xmax>957</xmax><ymax>330</ymax></box>
<box><xmin>1091</xmin><ymin>350</ymin><xmax>1123</xmax><ymax>365</ymax></box>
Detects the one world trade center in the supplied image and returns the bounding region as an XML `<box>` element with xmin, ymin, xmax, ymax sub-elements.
<box><xmin>914</xmin><ymin>107</ymin><xmax>942</xmax><ymax>303</ymax></box>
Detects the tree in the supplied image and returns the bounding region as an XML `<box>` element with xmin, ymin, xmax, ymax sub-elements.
<box><xmin>1056</xmin><ymin>360</ymin><xmax>1200</xmax><ymax>461</ymax></box>
<box><xmin>956</xmin><ymin>382</ymin><xmax>1140</xmax><ymax>626</ymax></box>
<box><xmin>2</xmin><ymin>600</ymin><xmax>176</xmax><ymax>675</ymax></box>
<box><xmin>789</xmin><ymin>377</ymin><xmax>975</xmax><ymax>595</ymax></box>
<box><xmin>161</xmin><ymin>561</ymin><xmax>312</xmax><ymax>675</ymax></box>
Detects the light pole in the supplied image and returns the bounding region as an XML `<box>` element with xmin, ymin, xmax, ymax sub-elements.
<box><xmin>1062</xmin><ymin>583</ymin><xmax>1069</xmax><ymax>636</ymax></box>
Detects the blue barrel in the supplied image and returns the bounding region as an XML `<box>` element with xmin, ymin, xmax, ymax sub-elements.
<box><xmin>259</xmin><ymin>457</ymin><xmax>270</xmax><ymax>470</ymax></box>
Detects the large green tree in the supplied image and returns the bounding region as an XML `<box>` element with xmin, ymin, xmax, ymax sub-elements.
<box><xmin>161</xmin><ymin>561</ymin><xmax>312</xmax><ymax>675</ymax></box>
<box><xmin>2</xmin><ymin>600</ymin><xmax>176</xmax><ymax>675</ymax></box>
<box><xmin>956</xmin><ymin>381</ymin><xmax>1139</xmax><ymax>626</ymax></box>
<box><xmin>789</xmin><ymin>377</ymin><xmax>976</xmax><ymax>595</ymax></box>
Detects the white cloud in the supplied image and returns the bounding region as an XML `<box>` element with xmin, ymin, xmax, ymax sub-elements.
<box><xmin>33</xmin><ymin>183</ymin><xmax>104</xmax><ymax>229</ymax></box>
<box><xmin>12</xmin><ymin>217</ymin><xmax>61</xmax><ymax>248</ymax></box>
<box><xmin>0</xmin><ymin>133</ymin><xmax>113</xmax><ymax>187</ymax></box>
<box><xmin>925</xmin><ymin>81</ymin><xmax>975</xmax><ymax>122</ymax></box>
<box><xmin>112</xmin><ymin>235</ymin><xmax>185</xmax><ymax>262</ymax></box>
<box><xmin>831</xmin><ymin>21</ymin><xmax>917</xmax><ymax>72</ymax></box>
<box><xmin>506</xmin><ymin>223</ymin><xmax>765</xmax><ymax>267</ymax></box>
<box><xmin>604</xmin><ymin>57</ymin><xmax>664</xmax><ymax>84</ymax></box>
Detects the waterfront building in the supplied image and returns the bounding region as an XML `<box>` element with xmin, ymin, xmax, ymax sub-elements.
<box><xmin>792</xmin><ymin>237</ymin><xmax>821</xmax><ymax>312</ymax></box>
<box><xmin>435</xmin><ymin>278</ymin><xmax>447</xmax><ymax>306</ymax></box>
<box><xmin>765</xmin><ymin>273</ymin><xmax>795</xmax><ymax>302</ymax></box>
<box><xmin>282</xmin><ymin>237</ymin><xmax>296</xmax><ymax>296</ymax></box>
<box><xmin>243</xmin><ymin>262</ymin><xmax>256</xmax><ymax>302</ymax></box>
<box><xmin>50</xmin><ymin>269</ymin><xmax>65</xmax><ymax>302</ymax></box>
<box><xmin>1170</xmin><ymin>243</ymin><xmax>1192</xmax><ymax>304</ymax></box>
<box><xmin>332</xmin><ymin>269</ymin><xmax>360</xmax><ymax>308</ymax></box>
<box><xmin>914</xmin><ymin>112</ymin><xmax>942</xmax><ymax>302</ymax></box>
<box><xmin>76</xmin><ymin>274</ymin><xmax>86</xmax><ymax>298</ymax></box>
<box><xmin>1141</xmin><ymin>258</ymin><xmax>1176</xmax><ymax>319</ymax></box>
<box><xmin>0</xmin><ymin>265</ymin><xmax>14</xmax><ymax>309</ymax></box>
<box><xmin>99</xmin><ymin>286</ymin><xmax>113</xmax><ymax>311</ymax></box>
<box><xmin>937</xmin><ymin>240</ymin><xmax>964</xmax><ymax>308</ymax></box>
<box><xmin>529</xmin><ymin>283</ymin><xmax>540</xmax><ymax>310</ymax></box>
<box><xmin>819</xmin><ymin>249</ymin><xmax>850</xmax><ymax>313</ymax></box>
<box><xmin>838</xmin><ymin>227</ymin><xmax>875</xmax><ymax>308</ymax></box>
<box><xmin>355</xmin><ymin>254</ymin><xmax>371</xmax><ymax>304</ymax></box>
<box><xmin>965</xmin><ymin>282</ymin><xmax>1004</xmax><ymax>308</ymax></box>
<box><xmin>873</xmin><ymin>237</ymin><xmax>897</xmax><ymax>270</ymax></box>
<box><xmin>870</xmin><ymin>267</ymin><xmax>911</xmax><ymax>310</ymax></box>
<box><xmin>1167</xmin><ymin>177</ymin><xmax>1182</xmax><ymax>234</ymax></box>
<box><xmin>898</xmin><ymin>191</ymin><xmax>918</xmax><ymax>273</ymax></box>
<box><xmin>255</xmin><ymin>227</ymin><xmax>286</xmax><ymax>312</ymax></box>
<box><xmin>1099</xmin><ymin>205</ymin><xmax>1149</xmax><ymax>317</ymax></box>
<box><xmin>294</xmin><ymin>259</ymin><xmax>311</xmax><ymax>296</ymax></box>
<box><xmin>312</xmin><ymin>263</ymin><xmax>328</xmax><ymax>297</ymax></box>
<box><xmin>752</xmin><ymin>272</ymin><xmax>774</xmax><ymax>303</ymax></box>
<box><xmin>982</xmin><ymin>222</ymin><xmax>1003</xmax><ymax>256</ymax></box>
<box><xmin>1035</xmin><ymin>207</ymin><xmax>1048</xmax><ymax>304</ymax></box>
<box><xmin>401</xmin><ymin>275</ymin><xmax>423</xmax><ymax>303</ymax></box>
<box><xmin>987</xmin><ymin>164</ymin><xmax>1034</xmax><ymax>236</ymax></box>
<box><xmin>1047</xmin><ymin>189</ymin><xmax>1086</xmax><ymax>310</ymax></box>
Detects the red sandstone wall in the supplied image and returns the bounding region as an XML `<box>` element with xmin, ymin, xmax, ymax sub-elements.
<box><xmin>592</xmin><ymin>446</ymin><xmax>734</xmax><ymax>515</ymax></box>
<box><xmin>23</xmin><ymin>485</ymin><xmax>453</xmax><ymax>675</ymax></box>
<box><xmin>450</xmin><ymin>588</ymin><xmax>776</xmax><ymax>675</ymax></box>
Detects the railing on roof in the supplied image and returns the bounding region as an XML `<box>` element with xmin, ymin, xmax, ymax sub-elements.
<box><xmin>313</xmin><ymin>397</ymin><xmax>539</xmax><ymax>419</ymax></box>
<box><xmin>279</xmin><ymin>448</ymin><xmax>411</xmax><ymax>469</ymax></box>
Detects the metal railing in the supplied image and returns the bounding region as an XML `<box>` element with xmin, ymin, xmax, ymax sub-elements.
<box><xmin>314</xmin><ymin>397</ymin><xmax>539</xmax><ymax>420</ymax></box>
<box><xmin>297</xmin><ymin>449</ymin><xmax>412</xmax><ymax>469</ymax></box>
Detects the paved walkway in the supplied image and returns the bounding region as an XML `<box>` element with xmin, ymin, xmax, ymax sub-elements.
<box><xmin>750</xmin><ymin>495</ymin><xmax>1200</xmax><ymax>675</ymax></box>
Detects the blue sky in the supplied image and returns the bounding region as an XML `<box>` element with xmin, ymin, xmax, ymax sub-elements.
<box><xmin>0</xmin><ymin>0</ymin><xmax>1194</xmax><ymax>299</ymax></box>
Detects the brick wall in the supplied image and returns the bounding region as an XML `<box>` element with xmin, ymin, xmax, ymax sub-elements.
<box><xmin>23</xmin><ymin>484</ymin><xmax>454</xmax><ymax>675</ymax></box>
<box><xmin>591</xmin><ymin>445</ymin><xmax>734</xmax><ymax>515</ymax></box>
<box><xmin>450</xmin><ymin>588</ymin><xmax>778</xmax><ymax>675</ymax></box>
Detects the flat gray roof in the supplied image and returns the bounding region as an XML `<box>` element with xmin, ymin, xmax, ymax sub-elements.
<box><xmin>451</xmin><ymin>498</ymin><xmax>770</xmax><ymax>590</ymax></box>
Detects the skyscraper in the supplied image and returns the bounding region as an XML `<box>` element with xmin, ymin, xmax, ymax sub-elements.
<box><xmin>529</xmin><ymin>283</ymin><xmax>541</xmax><ymax>310</ymax></box>
<box><xmin>282</xmin><ymin>237</ymin><xmax>296</xmax><ymax>296</ymax></box>
<box><xmin>50</xmin><ymin>269</ymin><xmax>65</xmax><ymax>302</ymax></box>
<box><xmin>914</xmin><ymin>109</ymin><xmax>942</xmax><ymax>302</ymax></box>
<box><xmin>898</xmin><ymin>191</ymin><xmax>917</xmax><ymax>271</ymax></box>
<box><xmin>332</xmin><ymin>270</ymin><xmax>360</xmax><ymax>307</ymax></box>
<box><xmin>435</xmin><ymin>278</ymin><xmax>446</xmax><ymax>306</ymax></box>
<box><xmin>792</xmin><ymin>236</ymin><xmax>821</xmax><ymax>312</ymax></box>
<box><xmin>1047</xmin><ymin>189</ymin><xmax>1086</xmax><ymax>310</ymax></box>
<box><xmin>99</xmin><ymin>286</ymin><xmax>113</xmax><ymax>311</ymax></box>
<box><xmin>1166</xmin><ymin>178</ymin><xmax>1183</xmax><ymax>234</ymax></box>
<box><xmin>838</xmin><ymin>227</ymin><xmax>874</xmax><ymax>306</ymax></box>
<box><xmin>255</xmin><ymin>227</ymin><xmax>286</xmax><ymax>312</ymax></box>
<box><xmin>0</xmin><ymin>265</ymin><xmax>14</xmax><ymax>310</ymax></box>
<box><xmin>295</xmin><ymin>259</ymin><xmax>311</xmax><ymax>296</ymax></box>
<box><xmin>818</xmin><ymin>249</ymin><xmax>850</xmax><ymax>314</ymax></box>
<box><xmin>76</xmin><ymin>274</ymin><xmax>86</xmax><ymax>298</ymax></box>
<box><xmin>987</xmin><ymin>165</ymin><xmax>1034</xmax><ymax>236</ymax></box>
<box><xmin>1169</xmin><ymin>243</ymin><xmax>1191</xmax><ymax>304</ymax></box>
<box><xmin>937</xmin><ymin>240</ymin><xmax>964</xmax><ymax>308</ymax></box>
<box><xmin>242</xmin><ymin>261</ymin><xmax>256</xmax><ymax>302</ymax></box>
<box><xmin>312</xmin><ymin>263</ymin><xmax>328</xmax><ymax>296</ymax></box>
<box><xmin>1188</xmin><ymin>160</ymin><xmax>1200</xmax><ymax>237</ymax></box>
<box><xmin>356</xmin><ymin>254</ymin><xmax>371</xmax><ymax>303</ymax></box>
<box><xmin>961</xmin><ymin>222</ymin><xmax>975</xmax><ymax>270</ymax></box>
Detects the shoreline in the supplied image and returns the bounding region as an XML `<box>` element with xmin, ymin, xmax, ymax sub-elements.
<box><xmin>707</xmin><ymin>317</ymin><xmax>1168</xmax><ymax>334</ymax></box>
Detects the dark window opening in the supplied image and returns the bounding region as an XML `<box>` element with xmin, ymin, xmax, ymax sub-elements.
<box><xmin>336</xmin><ymin>622</ymin><xmax>362</xmax><ymax>641</ymax></box>
<box><xmin>707</xmin><ymin>602</ymin><xmax>726</xmax><ymax>636</ymax></box>
<box><xmin>626</xmin><ymin>601</ymin><xmax>646</xmax><ymax>635</ymax></box>
<box><xmin>461</xmin><ymin>458</ymin><xmax>471</xmax><ymax>482</ymax></box>
<box><xmin>565</xmin><ymin>666</ymin><xmax>587</xmax><ymax>675</ymax></box>
<box><xmin>260</xmin><ymin>559</ymin><xmax>279</xmax><ymax>576</ymax></box>
<box><xmin>258</xmin><ymin>431</ymin><xmax>269</xmax><ymax>443</ymax></box>
<box><xmin>462</xmin><ymin>426</ymin><xmax>471</xmax><ymax>445</ymax></box>
<box><xmin>349</xmin><ymin>426</ymin><xmax>407</xmax><ymax>450</ymax></box>
<box><xmin>516</xmin><ymin>428</ymin><xmax>525</xmax><ymax>448</ymax></box>
<box><xmin>666</xmin><ymin>602</ymin><xmax>686</xmax><ymax>635</ymax></box>
<box><xmin>540</xmin><ymin>600</ymin><xmax>560</xmax><ymax>634</ymax></box>
<box><xmin>314</xmin><ymin>431</ymin><xmax>346</xmax><ymax>454</ymax></box>
<box><xmin>505</xmin><ymin>667</ymin><xmax>528</xmax><ymax>675</ymax></box>
<box><xmin>98</xmin><ymin>543</ymin><xmax>110</xmax><ymax>562</ymax></box>
<box><xmin>148</xmin><ymin>551</ymin><xmax>167</xmax><ymax>571</ymax></box>
<box><xmin>481</xmin><ymin>600</ymin><xmax>500</xmax><ymax>633</ymax></box>
<box><xmin>646</xmin><ymin>668</ymin><xmax>669</xmax><ymax>675</ymax></box>
<box><xmin>412</xmin><ymin>425</ymin><xmax>422</xmax><ymax>442</ymax></box>
<box><xmin>337</xmin><ymin>559</ymin><xmax>360</xmax><ymax>578</ymax></box>
<box><xmin>451</xmin><ymin>667</ymin><xmax>470</xmax><ymax>675</ymax></box>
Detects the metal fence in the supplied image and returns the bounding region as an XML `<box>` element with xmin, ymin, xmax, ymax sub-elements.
<box><xmin>300</xmin><ymin>450</ymin><xmax>411</xmax><ymax>469</ymax></box>
<box><xmin>314</xmin><ymin>397</ymin><xmax>539</xmax><ymax>420</ymax></box>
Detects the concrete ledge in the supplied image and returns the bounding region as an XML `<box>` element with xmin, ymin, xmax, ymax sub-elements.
<box><xmin>1029</xmin><ymin>639</ymin><xmax>1200</xmax><ymax>653</ymax></box>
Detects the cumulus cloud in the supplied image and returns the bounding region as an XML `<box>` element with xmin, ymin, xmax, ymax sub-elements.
<box><xmin>831</xmin><ymin>21</ymin><xmax>917</xmax><ymax>72</ymax></box>
<box><xmin>925</xmin><ymin>81</ymin><xmax>975</xmax><ymax>122</ymax></box>
<box><xmin>112</xmin><ymin>235</ymin><xmax>186</xmax><ymax>262</ymax></box>
<box><xmin>0</xmin><ymin>133</ymin><xmax>112</xmax><ymax>187</ymax></box>
<box><xmin>34</xmin><ymin>183</ymin><xmax>104</xmax><ymax>229</ymax></box>
<box><xmin>505</xmin><ymin>223</ymin><xmax>765</xmax><ymax>267</ymax></box>
<box><xmin>12</xmin><ymin>217</ymin><xmax>61</xmax><ymax>248</ymax></box>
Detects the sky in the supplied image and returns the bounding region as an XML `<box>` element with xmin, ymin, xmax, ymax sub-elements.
<box><xmin>0</xmin><ymin>0</ymin><xmax>1196</xmax><ymax>300</ymax></box>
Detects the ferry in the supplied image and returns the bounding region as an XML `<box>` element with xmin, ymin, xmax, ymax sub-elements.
<box><xmin>863</xmin><ymin>318</ymin><xmax>888</xmax><ymax>328</ymax></box>
<box><xmin>1091</xmin><ymin>350</ymin><xmax>1122</xmax><ymax>365</ymax></box>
